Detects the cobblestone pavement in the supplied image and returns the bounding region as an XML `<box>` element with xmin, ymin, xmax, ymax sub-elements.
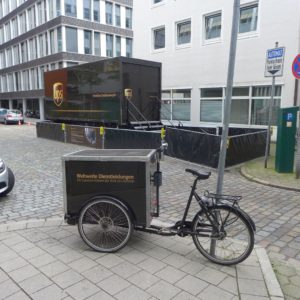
<box><xmin>1</xmin><ymin>125</ymin><xmax>300</xmax><ymax>299</ymax></box>
<box><xmin>0</xmin><ymin>224</ymin><xmax>277</xmax><ymax>300</ymax></box>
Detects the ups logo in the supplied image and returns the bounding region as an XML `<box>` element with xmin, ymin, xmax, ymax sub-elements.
<box><xmin>53</xmin><ymin>82</ymin><xmax>64</xmax><ymax>107</ymax></box>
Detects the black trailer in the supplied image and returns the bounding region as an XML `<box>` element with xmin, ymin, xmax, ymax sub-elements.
<box><xmin>62</xmin><ymin>149</ymin><xmax>162</xmax><ymax>252</ymax></box>
<box><xmin>44</xmin><ymin>57</ymin><xmax>161</xmax><ymax>129</ymax></box>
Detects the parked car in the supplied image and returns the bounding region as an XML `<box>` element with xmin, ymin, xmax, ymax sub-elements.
<box><xmin>0</xmin><ymin>109</ymin><xmax>24</xmax><ymax>125</ymax></box>
<box><xmin>0</xmin><ymin>158</ymin><xmax>15</xmax><ymax>197</ymax></box>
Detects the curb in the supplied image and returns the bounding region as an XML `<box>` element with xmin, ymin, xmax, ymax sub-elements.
<box><xmin>0</xmin><ymin>217</ymin><xmax>66</xmax><ymax>233</ymax></box>
<box><xmin>240</xmin><ymin>166</ymin><xmax>300</xmax><ymax>192</ymax></box>
<box><xmin>255</xmin><ymin>246</ymin><xmax>285</xmax><ymax>299</ymax></box>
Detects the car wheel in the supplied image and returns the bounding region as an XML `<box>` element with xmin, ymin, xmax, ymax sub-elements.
<box><xmin>0</xmin><ymin>168</ymin><xmax>15</xmax><ymax>197</ymax></box>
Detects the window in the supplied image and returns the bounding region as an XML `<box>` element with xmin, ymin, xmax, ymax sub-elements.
<box><xmin>48</xmin><ymin>1</ymin><xmax>54</xmax><ymax>19</ymax></box>
<box><xmin>251</xmin><ymin>86</ymin><xmax>281</xmax><ymax>125</ymax></box>
<box><xmin>57</xmin><ymin>27</ymin><xmax>62</xmax><ymax>52</ymax></box>
<box><xmin>83</xmin><ymin>0</ymin><xmax>91</xmax><ymax>20</ymax></box>
<box><xmin>126</xmin><ymin>38</ymin><xmax>132</xmax><ymax>58</ymax></box>
<box><xmin>84</xmin><ymin>30</ymin><xmax>92</xmax><ymax>54</ymax></box>
<box><xmin>106</xmin><ymin>2</ymin><xmax>113</xmax><ymax>25</ymax></box>
<box><xmin>19</xmin><ymin>13</ymin><xmax>27</xmax><ymax>34</ymax></box>
<box><xmin>28</xmin><ymin>7</ymin><xmax>36</xmax><ymax>30</ymax></box>
<box><xmin>94</xmin><ymin>0</ymin><xmax>100</xmax><ymax>22</ymax></box>
<box><xmin>56</xmin><ymin>0</ymin><xmax>61</xmax><ymax>16</ymax></box>
<box><xmin>39</xmin><ymin>34</ymin><xmax>44</xmax><ymax>57</ymax></box>
<box><xmin>115</xmin><ymin>36</ymin><xmax>121</xmax><ymax>56</ymax></box>
<box><xmin>6</xmin><ymin>48</ymin><xmax>12</xmax><ymax>67</ymax></box>
<box><xmin>94</xmin><ymin>32</ymin><xmax>101</xmax><ymax>55</ymax></box>
<box><xmin>50</xmin><ymin>30</ymin><xmax>55</xmax><ymax>54</ymax></box>
<box><xmin>0</xmin><ymin>26</ymin><xmax>4</xmax><ymax>44</ymax></box>
<box><xmin>66</xmin><ymin>27</ymin><xmax>78</xmax><ymax>52</ymax></box>
<box><xmin>13</xmin><ymin>46</ymin><xmax>19</xmax><ymax>65</ymax></box>
<box><xmin>5</xmin><ymin>22</ymin><xmax>11</xmax><ymax>41</ymax></box>
<box><xmin>106</xmin><ymin>34</ymin><xmax>113</xmax><ymax>57</ymax></box>
<box><xmin>239</xmin><ymin>4</ymin><xmax>258</xmax><ymax>34</ymax></box>
<box><xmin>14</xmin><ymin>72</ymin><xmax>21</xmax><ymax>91</ymax></box>
<box><xmin>8</xmin><ymin>74</ymin><xmax>13</xmax><ymax>92</ymax></box>
<box><xmin>205</xmin><ymin>13</ymin><xmax>221</xmax><ymax>40</ymax></box>
<box><xmin>21</xmin><ymin>41</ymin><xmax>28</xmax><ymax>63</ymax></box>
<box><xmin>65</xmin><ymin>0</ymin><xmax>77</xmax><ymax>17</ymax></box>
<box><xmin>37</xmin><ymin>2</ymin><xmax>43</xmax><ymax>25</ymax></box>
<box><xmin>161</xmin><ymin>89</ymin><xmax>191</xmax><ymax>121</ymax></box>
<box><xmin>29</xmin><ymin>38</ymin><xmax>37</xmax><ymax>60</ymax></box>
<box><xmin>153</xmin><ymin>27</ymin><xmax>165</xmax><ymax>50</ymax></box>
<box><xmin>11</xmin><ymin>18</ymin><xmax>18</xmax><ymax>38</ymax></box>
<box><xmin>176</xmin><ymin>20</ymin><xmax>191</xmax><ymax>45</ymax></box>
<box><xmin>115</xmin><ymin>4</ymin><xmax>120</xmax><ymax>26</ymax></box>
<box><xmin>230</xmin><ymin>87</ymin><xmax>250</xmax><ymax>124</ymax></box>
<box><xmin>126</xmin><ymin>7</ymin><xmax>132</xmax><ymax>29</ymax></box>
<box><xmin>22</xmin><ymin>70</ymin><xmax>30</xmax><ymax>91</ymax></box>
<box><xmin>200</xmin><ymin>88</ymin><xmax>223</xmax><ymax>122</ymax></box>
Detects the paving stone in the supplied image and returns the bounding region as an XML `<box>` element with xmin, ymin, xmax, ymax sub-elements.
<box><xmin>128</xmin><ymin>270</ymin><xmax>160</xmax><ymax>290</ymax></box>
<box><xmin>196</xmin><ymin>266</ymin><xmax>228</xmax><ymax>285</ymax></box>
<box><xmin>97</xmin><ymin>274</ymin><xmax>131</xmax><ymax>295</ymax></box>
<box><xmin>145</xmin><ymin>247</ymin><xmax>172</xmax><ymax>260</ymax></box>
<box><xmin>52</xmin><ymin>269</ymin><xmax>84</xmax><ymax>289</ymax></box>
<box><xmin>19</xmin><ymin>273</ymin><xmax>52</xmax><ymax>295</ymax></box>
<box><xmin>111</xmin><ymin>261</ymin><xmax>141</xmax><ymax>279</ymax></box>
<box><xmin>218</xmin><ymin>276</ymin><xmax>239</xmax><ymax>295</ymax></box>
<box><xmin>198</xmin><ymin>285</ymin><xmax>235</xmax><ymax>300</ymax></box>
<box><xmin>5</xmin><ymin>291</ymin><xmax>31</xmax><ymax>300</ymax></box>
<box><xmin>155</xmin><ymin>265</ymin><xmax>186</xmax><ymax>284</ymax></box>
<box><xmin>237</xmin><ymin>265</ymin><xmax>264</xmax><ymax>280</ymax></box>
<box><xmin>31</xmin><ymin>284</ymin><xmax>67</xmax><ymax>300</ymax></box>
<box><xmin>0</xmin><ymin>269</ymin><xmax>9</xmax><ymax>284</ymax></box>
<box><xmin>120</xmin><ymin>249</ymin><xmax>148</xmax><ymax>264</ymax></box>
<box><xmin>115</xmin><ymin>285</ymin><xmax>151</xmax><ymax>300</ymax></box>
<box><xmin>0</xmin><ymin>256</ymin><xmax>28</xmax><ymax>273</ymax></box>
<box><xmin>29</xmin><ymin>253</ymin><xmax>56</xmax><ymax>268</ymax></box>
<box><xmin>138</xmin><ymin>257</ymin><xmax>167</xmax><ymax>274</ymax></box>
<box><xmin>238</xmin><ymin>278</ymin><xmax>268</xmax><ymax>297</ymax></box>
<box><xmin>0</xmin><ymin>279</ymin><xmax>20</xmax><ymax>300</ymax></box>
<box><xmin>175</xmin><ymin>275</ymin><xmax>208</xmax><ymax>295</ymax></box>
<box><xmin>65</xmin><ymin>279</ymin><xmax>100</xmax><ymax>300</ymax></box>
<box><xmin>40</xmin><ymin>260</ymin><xmax>69</xmax><ymax>277</ymax></box>
<box><xmin>86</xmin><ymin>290</ymin><xmax>115</xmax><ymax>300</ymax></box>
<box><xmin>68</xmin><ymin>257</ymin><xmax>98</xmax><ymax>273</ymax></box>
<box><xmin>172</xmin><ymin>291</ymin><xmax>199</xmax><ymax>300</ymax></box>
<box><xmin>9</xmin><ymin>264</ymin><xmax>40</xmax><ymax>283</ymax></box>
<box><xmin>282</xmin><ymin>284</ymin><xmax>300</xmax><ymax>298</ymax></box>
<box><xmin>240</xmin><ymin>295</ymin><xmax>269</xmax><ymax>300</ymax></box>
<box><xmin>96</xmin><ymin>254</ymin><xmax>124</xmax><ymax>268</ymax></box>
<box><xmin>162</xmin><ymin>253</ymin><xmax>190</xmax><ymax>268</ymax></box>
<box><xmin>146</xmin><ymin>280</ymin><xmax>181</xmax><ymax>300</ymax></box>
<box><xmin>57</xmin><ymin>251</ymin><xmax>84</xmax><ymax>264</ymax></box>
<box><xmin>82</xmin><ymin>265</ymin><xmax>113</xmax><ymax>283</ymax></box>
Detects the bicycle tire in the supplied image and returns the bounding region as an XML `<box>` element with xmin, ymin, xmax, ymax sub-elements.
<box><xmin>192</xmin><ymin>205</ymin><xmax>254</xmax><ymax>265</ymax></box>
<box><xmin>78</xmin><ymin>196</ymin><xmax>133</xmax><ymax>253</ymax></box>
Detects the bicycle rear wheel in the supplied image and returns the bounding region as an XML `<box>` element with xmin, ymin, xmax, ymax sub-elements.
<box><xmin>192</xmin><ymin>205</ymin><xmax>254</xmax><ymax>265</ymax></box>
<box><xmin>78</xmin><ymin>197</ymin><xmax>133</xmax><ymax>252</ymax></box>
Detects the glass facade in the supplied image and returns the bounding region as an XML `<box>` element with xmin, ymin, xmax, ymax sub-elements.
<box><xmin>126</xmin><ymin>7</ymin><xmax>132</xmax><ymax>29</ymax></box>
<box><xmin>83</xmin><ymin>0</ymin><xmax>91</xmax><ymax>20</ymax></box>
<box><xmin>106</xmin><ymin>34</ymin><xmax>113</xmax><ymax>57</ymax></box>
<box><xmin>94</xmin><ymin>32</ymin><xmax>101</xmax><ymax>56</ymax></box>
<box><xmin>93</xmin><ymin>0</ymin><xmax>100</xmax><ymax>22</ymax></box>
<box><xmin>126</xmin><ymin>38</ymin><xmax>132</xmax><ymax>58</ymax></box>
<box><xmin>115</xmin><ymin>36</ymin><xmax>121</xmax><ymax>56</ymax></box>
<box><xmin>84</xmin><ymin>30</ymin><xmax>92</xmax><ymax>54</ymax></box>
<box><xmin>66</xmin><ymin>27</ymin><xmax>78</xmax><ymax>53</ymax></box>
<box><xmin>115</xmin><ymin>4</ymin><xmax>121</xmax><ymax>26</ymax></box>
<box><xmin>65</xmin><ymin>0</ymin><xmax>77</xmax><ymax>17</ymax></box>
<box><xmin>106</xmin><ymin>2</ymin><xmax>113</xmax><ymax>25</ymax></box>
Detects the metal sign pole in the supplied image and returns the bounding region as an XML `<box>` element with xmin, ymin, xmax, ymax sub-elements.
<box><xmin>211</xmin><ymin>0</ymin><xmax>240</xmax><ymax>255</ymax></box>
<box><xmin>264</xmin><ymin>75</ymin><xmax>276</xmax><ymax>168</ymax></box>
<box><xmin>264</xmin><ymin>42</ymin><xmax>279</xmax><ymax>169</ymax></box>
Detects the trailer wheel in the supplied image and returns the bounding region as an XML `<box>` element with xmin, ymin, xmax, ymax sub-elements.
<box><xmin>78</xmin><ymin>196</ymin><xmax>133</xmax><ymax>252</ymax></box>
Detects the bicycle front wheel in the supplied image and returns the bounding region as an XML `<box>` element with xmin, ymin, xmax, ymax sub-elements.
<box><xmin>78</xmin><ymin>197</ymin><xmax>133</xmax><ymax>253</ymax></box>
<box><xmin>192</xmin><ymin>205</ymin><xmax>254</xmax><ymax>265</ymax></box>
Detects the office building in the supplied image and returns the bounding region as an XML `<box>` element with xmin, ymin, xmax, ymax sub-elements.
<box><xmin>133</xmin><ymin>0</ymin><xmax>300</xmax><ymax>128</ymax></box>
<box><xmin>0</xmin><ymin>0</ymin><xmax>133</xmax><ymax>119</ymax></box>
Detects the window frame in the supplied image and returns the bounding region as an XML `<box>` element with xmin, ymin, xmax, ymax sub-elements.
<box><xmin>238</xmin><ymin>2</ymin><xmax>259</xmax><ymax>38</ymax></box>
<box><xmin>175</xmin><ymin>19</ymin><xmax>192</xmax><ymax>48</ymax></box>
<box><xmin>152</xmin><ymin>25</ymin><xmax>166</xmax><ymax>52</ymax></box>
<box><xmin>203</xmin><ymin>11</ymin><xmax>222</xmax><ymax>44</ymax></box>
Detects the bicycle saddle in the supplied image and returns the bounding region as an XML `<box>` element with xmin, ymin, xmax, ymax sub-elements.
<box><xmin>185</xmin><ymin>168</ymin><xmax>211</xmax><ymax>180</ymax></box>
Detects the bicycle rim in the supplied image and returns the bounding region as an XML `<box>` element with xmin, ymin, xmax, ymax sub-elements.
<box><xmin>78</xmin><ymin>198</ymin><xmax>132</xmax><ymax>252</ymax></box>
<box><xmin>192</xmin><ymin>206</ymin><xmax>254</xmax><ymax>265</ymax></box>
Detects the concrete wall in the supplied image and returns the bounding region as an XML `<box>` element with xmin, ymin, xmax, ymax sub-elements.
<box><xmin>133</xmin><ymin>0</ymin><xmax>300</xmax><ymax>126</ymax></box>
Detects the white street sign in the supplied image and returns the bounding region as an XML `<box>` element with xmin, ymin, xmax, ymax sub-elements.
<box><xmin>265</xmin><ymin>47</ymin><xmax>285</xmax><ymax>77</ymax></box>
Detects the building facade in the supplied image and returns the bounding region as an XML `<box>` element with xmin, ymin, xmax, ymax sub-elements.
<box><xmin>0</xmin><ymin>0</ymin><xmax>133</xmax><ymax>119</ymax></box>
<box><xmin>133</xmin><ymin>0</ymin><xmax>300</xmax><ymax>128</ymax></box>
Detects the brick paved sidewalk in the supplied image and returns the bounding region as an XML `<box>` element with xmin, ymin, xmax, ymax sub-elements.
<box><xmin>0</xmin><ymin>222</ymin><xmax>282</xmax><ymax>300</ymax></box>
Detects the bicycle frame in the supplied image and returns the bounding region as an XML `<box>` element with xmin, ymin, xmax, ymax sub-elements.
<box><xmin>177</xmin><ymin>178</ymin><xmax>222</xmax><ymax>238</ymax></box>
